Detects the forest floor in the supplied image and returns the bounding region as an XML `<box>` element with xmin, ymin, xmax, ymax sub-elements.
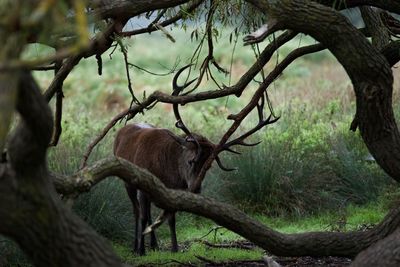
<box><xmin>114</xmin><ymin>203</ymin><xmax>387</xmax><ymax>267</ymax></box>
<box><xmin>134</xmin><ymin>239</ymin><xmax>353</xmax><ymax>266</ymax></box>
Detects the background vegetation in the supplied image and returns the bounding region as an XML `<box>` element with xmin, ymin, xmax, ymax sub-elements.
<box><xmin>1</xmin><ymin>28</ymin><xmax>399</xmax><ymax>266</ymax></box>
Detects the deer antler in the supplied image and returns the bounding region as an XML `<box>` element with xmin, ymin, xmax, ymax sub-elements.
<box><xmin>172</xmin><ymin>64</ymin><xmax>200</xmax><ymax>163</ymax></box>
<box><xmin>215</xmin><ymin>94</ymin><xmax>279</xmax><ymax>170</ymax></box>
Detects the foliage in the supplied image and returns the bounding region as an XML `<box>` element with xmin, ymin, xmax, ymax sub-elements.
<box><xmin>72</xmin><ymin>178</ymin><xmax>134</xmax><ymax>242</ymax></box>
<box><xmin>33</xmin><ymin>28</ymin><xmax>395</xmax><ymax>223</ymax></box>
<box><xmin>211</xmin><ymin>106</ymin><xmax>392</xmax><ymax>216</ymax></box>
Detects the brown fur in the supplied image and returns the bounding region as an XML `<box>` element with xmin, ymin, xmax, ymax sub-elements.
<box><xmin>114</xmin><ymin>123</ymin><xmax>214</xmax><ymax>255</ymax></box>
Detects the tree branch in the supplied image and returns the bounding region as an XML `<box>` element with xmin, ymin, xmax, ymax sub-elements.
<box><xmin>0</xmin><ymin>74</ymin><xmax>17</xmax><ymax>153</ymax></box>
<box><xmin>381</xmin><ymin>40</ymin><xmax>400</xmax><ymax>67</ymax></box>
<box><xmin>49</xmin><ymin>60</ymin><xmax>64</xmax><ymax>147</ymax></box>
<box><xmin>360</xmin><ymin>6</ymin><xmax>391</xmax><ymax>50</ymax></box>
<box><xmin>8</xmin><ymin>71</ymin><xmax>53</xmax><ymax>171</ymax></box>
<box><xmin>316</xmin><ymin>0</ymin><xmax>400</xmax><ymax>14</ymax></box>
<box><xmin>80</xmin><ymin>31</ymin><xmax>297</xmax><ymax>168</ymax></box>
<box><xmin>91</xmin><ymin>0</ymin><xmax>192</xmax><ymax>20</ymax></box>
<box><xmin>55</xmin><ymin>157</ymin><xmax>400</xmax><ymax>258</ymax></box>
<box><xmin>190</xmin><ymin>42</ymin><xmax>326</xmax><ymax>191</ymax></box>
<box><xmin>246</xmin><ymin>0</ymin><xmax>400</xmax><ymax>181</ymax></box>
<box><xmin>121</xmin><ymin>0</ymin><xmax>204</xmax><ymax>37</ymax></box>
<box><xmin>44</xmin><ymin>21</ymin><xmax>125</xmax><ymax>102</ymax></box>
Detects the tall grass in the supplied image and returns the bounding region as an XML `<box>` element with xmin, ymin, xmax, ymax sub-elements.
<box><xmin>209</xmin><ymin>104</ymin><xmax>392</xmax><ymax>216</ymax></box>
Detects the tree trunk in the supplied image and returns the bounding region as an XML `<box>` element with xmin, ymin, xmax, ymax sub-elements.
<box><xmin>0</xmin><ymin>72</ymin><xmax>126</xmax><ymax>267</ymax></box>
<box><xmin>244</xmin><ymin>0</ymin><xmax>400</xmax><ymax>264</ymax></box>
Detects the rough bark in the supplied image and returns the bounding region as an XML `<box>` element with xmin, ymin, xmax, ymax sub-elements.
<box><xmin>91</xmin><ymin>0</ymin><xmax>191</xmax><ymax>20</ymax></box>
<box><xmin>247</xmin><ymin>0</ymin><xmax>400</xmax><ymax>187</ymax></box>
<box><xmin>0</xmin><ymin>9</ymin><xmax>24</xmax><ymax>152</ymax></box>
<box><xmin>244</xmin><ymin>0</ymin><xmax>400</xmax><ymax>264</ymax></box>
<box><xmin>317</xmin><ymin>0</ymin><xmax>400</xmax><ymax>14</ymax></box>
<box><xmin>352</xmin><ymin>228</ymin><xmax>400</xmax><ymax>267</ymax></box>
<box><xmin>382</xmin><ymin>41</ymin><xmax>400</xmax><ymax>67</ymax></box>
<box><xmin>360</xmin><ymin>7</ymin><xmax>391</xmax><ymax>50</ymax></box>
<box><xmin>1</xmin><ymin>72</ymin><xmax>127</xmax><ymax>267</ymax></box>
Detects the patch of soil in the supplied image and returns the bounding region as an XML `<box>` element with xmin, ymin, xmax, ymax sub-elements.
<box><xmin>196</xmin><ymin>240</ymin><xmax>352</xmax><ymax>266</ymax></box>
<box><xmin>275</xmin><ymin>256</ymin><xmax>352</xmax><ymax>266</ymax></box>
<box><xmin>201</xmin><ymin>256</ymin><xmax>351</xmax><ymax>266</ymax></box>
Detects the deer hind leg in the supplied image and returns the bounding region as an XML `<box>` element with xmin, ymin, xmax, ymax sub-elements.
<box><xmin>125</xmin><ymin>184</ymin><xmax>141</xmax><ymax>254</ymax></box>
<box><xmin>168</xmin><ymin>212</ymin><xmax>178</xmax><ymax>252</ymax></box>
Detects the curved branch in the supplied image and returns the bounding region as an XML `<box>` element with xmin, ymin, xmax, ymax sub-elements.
<box><xmin>49</xmin><ymin>60</ymin><xmax>64</xmax><ymax>147</ymax></box>
<box><xmin>317</xmin><ymin>0</ymin><xmax>400</xmax><ymax>14</ymax></box>
<box><xmin>381</xmin><ymin>40</ymin><xmax>400</xmax><ymax>67</ymax></box>
<box><xmin>121</xmin><ymin>0</ymin><xmax>204</xmax><ymax>37</ymax></box>
<box><xmin>55</xmin><ymin>157</ymin><xmax>400</xmax><ymax>258</ymax></box>
<box><xmin>247</xmin><ymin>0</ymin><xmax>400</xmax><ymax>181</ymax></box>
<box><xmin>91</xmin><ymin>0</ymin><xmax>192</xmax><ymax>20</ymax></box>
<box><xmin>190</xmin><ymin>42</ymin><xmax>326</xmax><ymax>191</ymax></box>
<box><xmin>352</xmin><ymin>228</ymin><xmax>400</xmax><ymax>266</ymax></box>
<box><xmin>360</xmin><ymin>6</ymin><xmax>390</xmax><ymax>50</ymax></box>
<box><xmin>0</xmin><ymin>75</ymin><xmax>17</xmax><ymax>153</ymax></box>
<box><xmin>80</xmin><ymin>31</ymin><xmax>297</xmax><ymax>168</ymax></box>
<box><xmin>8</xmin><ymin>71</ymin><xmax>53</xmax><ymax>171</ymax></box>
<box><xmin>44</xmin><ymin>21</ymin><xmax>125</xmax><ymax>102</ymax></box>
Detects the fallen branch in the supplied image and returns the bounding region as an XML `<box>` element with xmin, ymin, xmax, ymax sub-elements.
<box><xmin>201</xmin><ymin>240</ymin><xmax>256</xmax><ymax>250</ymax></box>
<box><xmin>53</xmin><ymin>157</ymin><xmax>400</xmax><ymax>258</ymax></box>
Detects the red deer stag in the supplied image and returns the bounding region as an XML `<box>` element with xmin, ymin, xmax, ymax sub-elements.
<box><xmin>114</xmin><ymin>123</ymin><xmax>217</xmax><ymax>254</ymax></box>
<box><xmin>113</xmin><ymin>66</ymin><xmax>234</xmax><ymax>255</ymax></box>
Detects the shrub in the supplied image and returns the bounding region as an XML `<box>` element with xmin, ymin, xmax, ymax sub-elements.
<box><xmin>209</xmin><ymin>105</ymin><xmax>391</xmax><ymax>216</ymax></box>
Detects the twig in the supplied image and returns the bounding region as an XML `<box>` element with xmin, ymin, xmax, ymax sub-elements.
<box><xmin>80</xmin><ymin>31</ymin><xmax>298</xmax><ymax>167</ymax></box>
<box><xmin>44</xmin><ymin>20</ymin><xmax>126</xmax><ymax>102</ymax></box>
<box><xmin>31</xmin><ymin>65</ymin><xmax>57</xmax><ymax>71</ymax></box>
<box><xmin>198</xmin><ymin>226</ymin><xmax>224</xmax><ymax>240</ymax></box>
<box><xmin>128</xmin><ymin>62</ymin><xmax>177</xmax><ymax>76</ymax></box>
<box><xmin>49</xmin><ymin>59</ymin><xmax>63</xmax><ymax>147</ymax></box>
<box><xmin>121</xmin><ymin>0</ymin><xmax>204</xmax><ymax>37</ymax></box>
<box><xmin>189</xmin><ymin>41</ymin><xmax>325</xmax><ymax>193</ymax></box>
<box><xmin>195</xmin><ymin>255</ymin><xmax>218</xmax><ymax>265</ymax></box>
<box><xmin>201</xmin><ymin>240</ymin><xmax>256</xmax><ymax>250</ymax></box>
<box><xmin>140</xmin><ymin>259</ymin><xmax>196</xmax><ymax>266</ymax></box>
<box><xmin>118</xmin><ymin>40</ymin><xmax>141</xmax><ymax>106</ymax></box>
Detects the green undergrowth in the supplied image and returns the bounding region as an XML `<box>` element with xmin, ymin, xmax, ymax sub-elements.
<box><xmin>0</xmin><ymin>199</ymin><xmax>391</xmax><ymax>266</ymax></box>
<box><xmin>5</xmin><ymin>28</ymin><xmax>398</xmax><ymax>267</ymax></box>
<box><xmin>114</xmin><ymin>243</ymin><xmax>264</xmax><ymax>266</ymax></box>
<box><xmin>110</xmin><ymin>201</ymin><xmax>388</xmax><ymax>266</ymax></box>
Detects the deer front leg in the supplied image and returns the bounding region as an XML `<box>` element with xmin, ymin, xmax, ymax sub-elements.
<box><xmin>146</xmin><ymin>202</ymin><xmax>159</xmax><ymax>250</ymax></box>
<box><xmin>125</xmin><ymin>184</ymin><xmax>141</xmax><ymax>253</ymax></box>
<box><xmin>168</xmin><ymin>213</ymin><xmax>178</xmax><ymax>252</ymax></box>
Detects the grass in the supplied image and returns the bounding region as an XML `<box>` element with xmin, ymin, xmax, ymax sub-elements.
<box><xmin>113</xmin><ymin>242</ymin><xmax>264</xmax><ymax>266</ymax></box>
<box><xmin>108</xmin><ymin>201</ymin><xmax>388</xmax><ymax>266</ymax></box>
<box><xmin>2</xmin><ymin>28</ymin><xmax>399</xmax><ymax>266</ymax></box>
<box><xmin>0</xmin><ymin>192</ymin><xmax>391</xmax><ymax>266</ymax></box>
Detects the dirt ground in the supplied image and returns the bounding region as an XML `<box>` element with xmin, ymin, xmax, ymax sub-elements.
<box><xmin>197</xmin><ymin>240</ymin><xmax>352</xmax><ymax>267</ymax></box>
<box><xmin>199</xmin><ymin>256</ymin><xmax>351</xmax><ymax>267</ymax></box>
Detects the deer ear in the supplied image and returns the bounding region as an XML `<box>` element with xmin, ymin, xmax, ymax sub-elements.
<box><xmin>167</xmin><ymin>132</ymin><xmax>195</xmax><ymax>150</ymax></box>
<box><xmin>185</xmin><ymin>136</ymin><xmax>195</xmax><ymax>142</ymax></box>
<box><xmin>167</xmin><ymin>131</ymin><xmax>187</xmax><ymax>146</ymax></box>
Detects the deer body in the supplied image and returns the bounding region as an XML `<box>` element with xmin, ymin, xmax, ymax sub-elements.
<box><xmin>113</xmin><ymin>123</ymin><xmax>213</xmax><ymax>255</ymax></box>
<box><xmin>112</xmin><ymin>64</ymin><xmax>253</xmax><ymax>255</ymax></box>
